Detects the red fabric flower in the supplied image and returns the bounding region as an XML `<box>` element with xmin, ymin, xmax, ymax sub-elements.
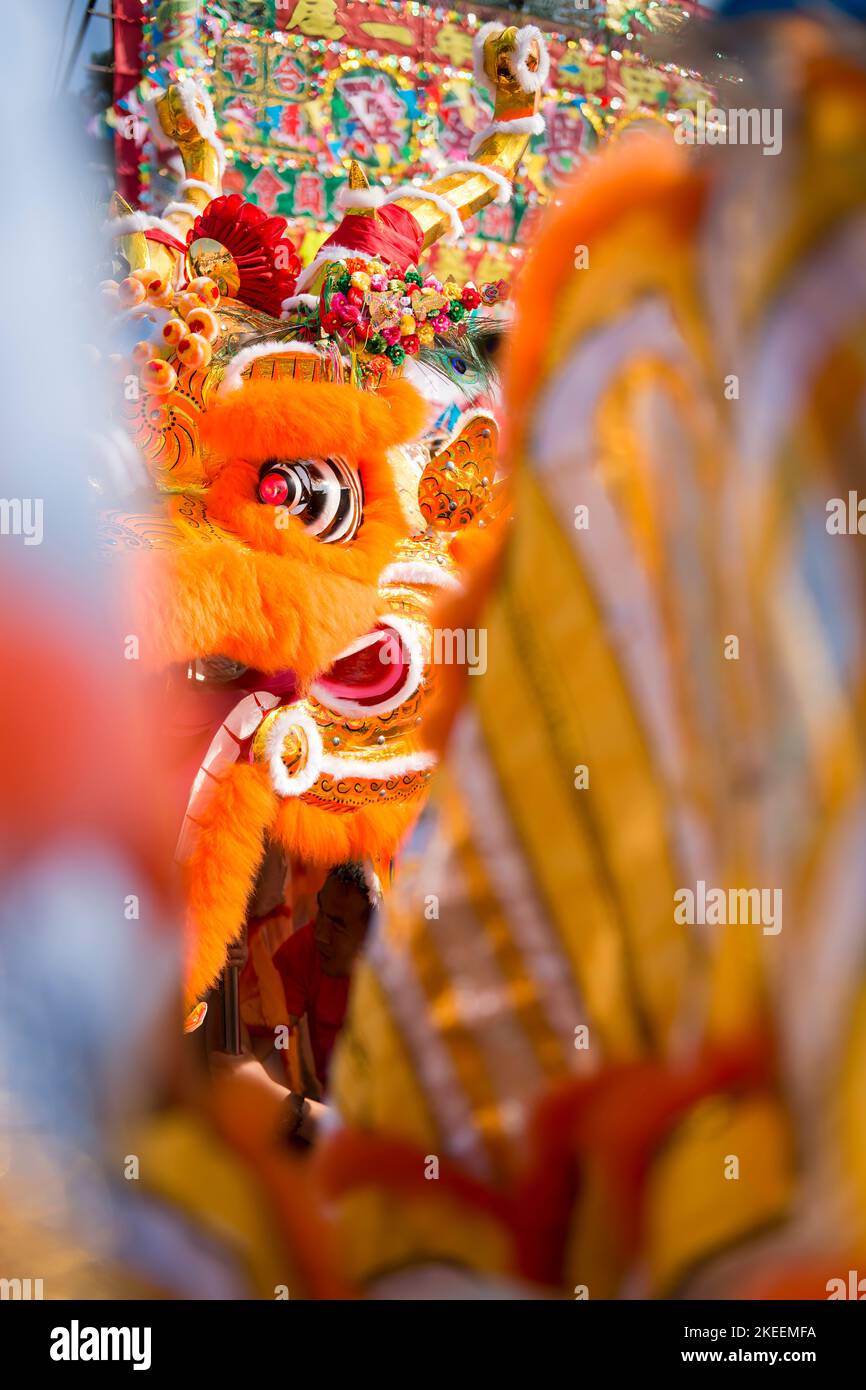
<box><xmin>187</xmin><ymin>194</ymin><xmax>301</xmax><ymax>317</ymax></box>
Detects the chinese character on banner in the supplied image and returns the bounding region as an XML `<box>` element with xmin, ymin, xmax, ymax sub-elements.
<box><xmin>270</xmin><ymin>103</ymin><xmax>306</xmax><ymax>149</ymax></box>
<box><xmin>427</xmin><ymin>243</ymin><xmax>471</xmax><ymax>284</ymax></box>
<box><xmin>358</xmin><ymin>21</ymin><xmax>415</xmax><ymax>49</ymax></box>
<box><xmin>270</xmin><ymin>53</ymin><xmax>310</xmax><ymax>100</ymax></box>
<box><xmin>475</xmin><ymin>248</ymin><xmax>513</xmax><ymax>285</ymax></box>
<box><xmin>220</xmin><ymin>94</ymin><xmax>260</xmax><ymax>138</ymax></box>
<box><xmin>557</xmin><ymin>53</ymin><xmax>607</xmax><ymax>96</ymax></box>
<box><xmin>433</xmin><ymin>24</ymin><xmax>474</xmax><ymax>70</ymax></box>
<box><xmin>249</xmin><ymin>166</ymin><xmax>290</xmax><ymax>215</ymax></box>
<box><xmin>285</xmin><ymin>0</ymin><xmax>345</xmax><ymax>40</ymax></box>
<box><xmin>294</xmin><ymin>170</ymin><xmax>326</xmax><ymax>219</ymax></box>
<box><xmin>335</xmin><ymin>71</ymin><xmax>408</xmax><ymax>164</ymax></box>
<box><xmin>438</xmin><ymin>80</ymin><xmax>493</xmax><ymax>161</ymax></box>
<box><xmin>617</xmin><ymin>59</ymin><xmax>665</xmax><ymax>111</ymax></box>
<box><xmin>222</xmin><ymin>166</ymin><xmax>247</xmax><ymax>195</ymax></box>
<box><xmin>222</xmin><ymin>42</ymin><xmax>259</xmax><ymax>87</ymax></box>
<box><xmin>480</xmin><ymin>202</ymin><xmax>514</xmax><ymax>242</ymax></box>
<box><xmin>544</xmin><ymin>101</ymin><xmax>591</xmax><ymax>180</ymax></box>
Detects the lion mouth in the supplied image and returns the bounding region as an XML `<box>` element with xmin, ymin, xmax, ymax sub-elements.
<box><xmin>174</xmin><ymin>617</ymin><xmax>426</xmax><ymax>862</ymax></box>
<box><xmin>184</xmin><ymin>613</ymin><xmax>422</xmax><ymax>714</ymax></box>
<box><xmin>231</xmin><ymin>620</ymin><xmax>420</xmax><ymax>713</ymax></box>
<box><xmin>312</xmin><ymin>620</ymin><xmax>423</xmax><ymax>715</ymax></box>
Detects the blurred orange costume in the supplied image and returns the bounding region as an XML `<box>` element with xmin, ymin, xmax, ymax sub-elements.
<box><xmin>320</xmin><ymin>20</ymin><xmax>866</xmax><ymax>1298</ymax></box>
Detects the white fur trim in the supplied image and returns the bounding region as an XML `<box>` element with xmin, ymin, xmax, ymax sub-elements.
<box><xmin>335</xmin><ymin>184</ymin><xmax>386</xmax><ymax>211</ymax></box>
<box><xmin>311</xmin><ymin>615</ymin><xmax>427</xmax><ymax>718</ymax></box>
<box><xmin>380</xmin><ymin>560</ymin><xmax>463</xmax><ymax>593</ymax></box>
<box><xmin>280</xmin><ymin>293</ymin><xmax>319</xmax><ymax>319</ymax></box>
<box><xmin>439</xmin><ymin>161</ymin><xmax>512</xmax><ymax>206</ymax></box>
<box><xmin>295</xmin><ymin>244</ymin><xmax>363</xmax><ymax>292</ymax></box>
<box><xmin>513</xmin><ymin>25</ymin><xmax>550</xmax><ymax>94</ymax></box>
<box><xmin>163</xmin><ymin>200</ymin><xmax>202</xmax><ymax>220</ymax></box>
<box><xmin>105</xmin><ymin>211</ymin><xmax>182</xmax><ymax>238</ymax></box>
<box><xmin>382</xmin><ymin>187</ymin><xmax>463</xmax><ymax>244</ymax></box>
<box><xmin>176</xmin><ymin>76</ymin><xmax>226</xmax><ymax>176</ymax></box>
<box><xmin>319</xmin><ymin>747</ymin><xmax>436</xmax><ymax>780</ymax></box>
<box><xmin>469</xmin><ymin>113</ymin><xmax>545</xmax><ymax>157</ymax></box>
<box><xmin>180</xmin><ymin>177</ymin><xmax>219</xmax><ymax>201</ymax></box>
<box><xmin>142</xmin><ymin>96</ymin><xmax>170</xmax><ymax>152</ymax></box>
<box><xmin>472</xmin><ymin>22</ymin><xmax>501</xmax><ymax>95</ymax></box>
<box><xmin>104</xmin><ymin>211</ymin><xmax>150</xmax><ymax>236</ymax></box>
<box><xmin>364</xmin><ymin>865</ymin><xmax>384</xmax><ymax>906</ymax></box>
<box><xmin>265</xmin><ymin>709</ymin><xmax>324</xmax><ymax>798</ymax></box>
<box><xmin>218</xmin><ymin>340</ymin><xmax>342</xmax><ymax>394</ymax></box>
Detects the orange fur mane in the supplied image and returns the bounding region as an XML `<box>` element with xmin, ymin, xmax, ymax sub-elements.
<box><xmin>134</xmin><ymin>376</ymin><xmax>427</xmax><ymax>679</ymax></box>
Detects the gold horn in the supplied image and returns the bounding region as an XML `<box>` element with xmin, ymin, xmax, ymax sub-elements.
<box><xmin>393</xmin><ymin>25</ymin><xmax>543</xmax><ymax>248</ymax></box>
<box><xmin>348</xmin><ymin>159</ymin><xmax>370</xmax><ymax>191</ymax></box>
<box><xmin>154</xmin><ymin>82</ymin><xmax>223</xmax><ymax>221</ymax></box>
<box><xmin>109</xmin><ymin>83</ymin><xmax>225</xmax><ymax>284</ymax></box>
<box><xmin>109</xmin><ymin>191</ymin><xmax>151</xmax><ymax>275</ymax></box>
<box><xmin>344</xmin><ymin>159</ymin><xmax>379</xmax><ymax>222</ymax></box>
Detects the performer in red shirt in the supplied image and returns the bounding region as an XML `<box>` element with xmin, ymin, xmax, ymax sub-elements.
<box><xmin>273</xmin><ymin>863</ymin><xmax>374</xmax><ymax>1091</ymax></box>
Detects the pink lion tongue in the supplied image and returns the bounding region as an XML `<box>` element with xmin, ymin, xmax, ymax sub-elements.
<box><xmin>316</xmin><ymin>626</ymin><xmax>409</xmax><ymax>706</ymax></box>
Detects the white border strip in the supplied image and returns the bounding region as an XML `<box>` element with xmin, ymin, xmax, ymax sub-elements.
<box><xmin>439</xmin><ymin>161</ymin><xmax>512</xmax><ymax>206</ymax></box>
<box><xmin>471</xmin><ymin>21</ymin><xmax>501</xmax><ymax>96</ymax></box>
<box><xmin>180</xmin><ymin>177</ymin><xmax>218</xmax><ymax>202</ymax></box>
<box><xmin>379</xmin><ymin>560</ymin><xmax>463</xmax><ymax>593</ymax></box>
<box><xmin>513</xmin><ymin>25</ymin><xmax>550</xmax><ymax>94</ymax></box>
<box><xmin>176</xmin><ymin>76</ymin><xmax>226</xmax><ymax>176</ymax></box>
<box><xmin>265</xmin><ymin>704</ymin><xmax>435</xmax><ymax>799</ymax></box>
<box><xmin>280</xmin><ymin>292</ymin><xmax>320</xmax><ymax>318</ymax></box>
<box><xmin>382</xmin><ymin>188</ymin><xmax>464</xmax><ymax>244</ymax></box>
<box><xmin>335</xmin><ymin>184</ymin><xmax>386</xmax><ymax>211</ymax></box>
<box><xmin>265</xmin><ymin>708</ymin><xmax>324</xmax><ymax>797</ymax></box>
<box><xmin>295</xmin><ymin>243</ymin><xmax>362</xmax><ymax>292</ymax></box>
<box><xmin>163</xmin><ymin>200</ymin><xmax>202</xmax><ymax>220</ymax></box>
<box><xmin>105</xmin><ymin>211</ymin><xmax>182</xmax><ymax>239</ymax></box>
<box><xmin>469</xmin><ymin>114</ymin><xmax>545</xmax><ymax>158</ymax></box>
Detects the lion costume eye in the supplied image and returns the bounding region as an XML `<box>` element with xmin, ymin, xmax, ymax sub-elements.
<box><xmin>256</xmin><ymin>456</ymin><xmax>363</xmax><ymax>542</ymax></box>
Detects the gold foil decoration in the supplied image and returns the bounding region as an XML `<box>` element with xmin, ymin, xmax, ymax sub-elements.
<box><xmin>187</xmin><ymin>237</ymin><xmax>242</xmax><ymax>297</ymax></box>
<box><xmin>419</xmin><ymin>412</ymin><xmax>498</xmax><ymax>531</ymax></box>
<box><xmin>109</xmin><ymin>83</ymin><xmax>225</xmax><ymax>283</ymax></box>
<box><xmin>109</xmin><ymin>192</ymin><xmax>149</xmax><ymax>276</ymax></box>
<box><xmin>413</xmin><ymin>287</ymin><xmax>449</xmax><ymax>320</ymax></box>
<box><xmin>367</xmin><ymin>291</ymin><xmax>402</xmax><ymax>329</ymax></box>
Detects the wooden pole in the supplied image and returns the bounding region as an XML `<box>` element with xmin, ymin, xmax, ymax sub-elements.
<box><xmin>223</xmin><ymin>965</ymin><xmax>241</xmax><ymax>1055</ymax></box>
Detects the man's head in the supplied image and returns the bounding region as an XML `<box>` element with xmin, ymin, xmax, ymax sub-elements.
<box><xmin>313</xmin><ymin>862</ymin><xmax>374</xmax><ymax>976</ymax></box>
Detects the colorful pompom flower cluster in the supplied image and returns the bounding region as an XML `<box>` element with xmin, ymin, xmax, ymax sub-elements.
<box><xmin>317</xmin><ymin>257</ymin><xmax>509</xmax><ymax>374</ymax></box>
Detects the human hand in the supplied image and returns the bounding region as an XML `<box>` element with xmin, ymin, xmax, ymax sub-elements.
<box><xmin>225</xmin><ymin>934</ymin><xmax>248</xmax><ymax>970</ymax></box>
<box><xmin>209</xmin><ymin>1048</ymin><xmax>259</xmax><ymax>1076</ymax></box>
